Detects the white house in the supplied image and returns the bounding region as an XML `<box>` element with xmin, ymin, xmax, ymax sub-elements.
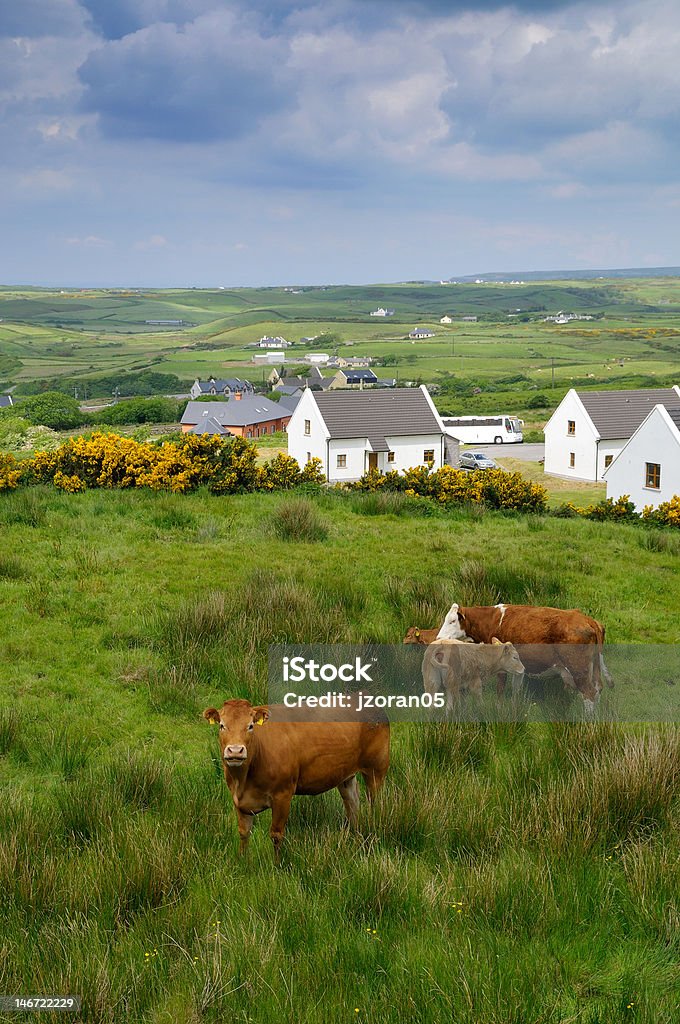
<box><xmin>257</xmin><ymin>335</ymin><xmax>290</xmax><ymax>348</ymax></box>
<box><xmin>604</xmin><ymin>404</ymin><xmax>680</xmax><ymax>510</ymax></box>
<box><xmin>543</xmin><ymin>387</ymin><xmax>680</xmax><ymax>482</ymax></box>
<box><xmin>440</xmin><ymin>316</ymin><xmax>452</xmax><ymax>324</ymax></box>
<box><xmin>287</xmin><ymin>386</ymin><xmax>449</xmax><ymax>483</ymax></box>
<box><xmin>369</xmin><ymin>308</ymin><xmax>395</xmax><ymax>317</ymax></box>
<box><xmin>409</xmin><ymin>327</ymin><xmax>435</xmax><ymax>339</ymax></box>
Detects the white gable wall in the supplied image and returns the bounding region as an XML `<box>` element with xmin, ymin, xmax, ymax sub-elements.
<box><xmin>605</xmin><ymin>405</ymin><xmax>680</xmax><ymax>510</ymax></box>
<box><xmin>544</xmin><ymin>389</ymin><xmax>600</xmax><ymax>481</ymax></box>
<box><xmin>286</xmin><ymin>389</ymin><xmax>329</xmax><ymax>473</ymax></box>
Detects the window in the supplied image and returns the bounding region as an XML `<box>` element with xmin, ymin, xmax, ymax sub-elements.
<box><xmin>304</xmin><ymin>419</ymin><xmax>311</xmax><ymax>436</ymax></box>
<box><xmin>646</xmin><ymin>462</ymin><xmax>661</xmax><ymax>489</ymax></box>
<box><xmin>336</xmin><ymin>454</ymin><xmax>347</xmax><ymax>468</ymax></box>
<box><xmin>423</xmin><ymin>449</ymin><xmax>435</xmax><ymax>464</ymax></box>
<box><xmin>604</xmin><ymin>455</ymin><xmax>613</xmax><ymax>469</ymax></box>
<box><xmin>569</xmin><ymin>453</ymin><xmax>575</xmax><ymax>468</ymax></box>
<box><xmin>387</xmin><ymin>451</ymin><xmax>395</xmax><ymax>463</ymax></box>
<box><xmin>567</xmin><ymin>420</ymin><xmax>576</xmax><ymax>435</ymax></box>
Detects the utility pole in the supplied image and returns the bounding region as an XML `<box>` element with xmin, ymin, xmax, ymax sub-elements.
<box><xmin>551</xmin><ymin>357</ymin><xmax>555</xmax><ymax>389</ymax></box>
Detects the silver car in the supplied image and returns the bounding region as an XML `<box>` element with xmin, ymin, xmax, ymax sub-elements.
<box><xmin>459</xmin><ymin>451</ymin><xmax>498</xmax><ymax>471</ymax></box>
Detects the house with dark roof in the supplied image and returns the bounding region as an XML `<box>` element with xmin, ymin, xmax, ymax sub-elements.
<box><xmin>286</xmin><ymin>386</ymin><xmax>449</xmax><ymax>482</ymax></box>
<box><xmin>604</xmin><ymin>404</ymin><xmax>680</xmax><ymax>510</ymax></box>
<box><xmin>181</xmin><ymin>395</ymin><xmax>292</xmax><ymax>439</ymax></box>
<box><xmin>189</xmin><ymin>377</ymin><xmax>254</xmax><ymax>399</ymax></box>
<box><xmin>543</xmin><ymin>386</ymin><xmax>680</xmax><ymax>481</ymax></box>
<box><xmin>0</xmin><ymin>395</ymin><xmax>13</xmax><ymax>409</ymax></box>
<box><xmin>408</xmin><ymin>327</ymin><xmax>436</xmax><ymax>339</ymax></box>
<box><xmin>329</xmin><ymin>368</ymin><xmax>379</xmax><ymax>389</ymax></box>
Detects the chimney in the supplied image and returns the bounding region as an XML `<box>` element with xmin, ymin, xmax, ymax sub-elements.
<box><xmin>234</xmin><ymin>391</ymin><xmax>242</xmax><ymax>400</ymax></box>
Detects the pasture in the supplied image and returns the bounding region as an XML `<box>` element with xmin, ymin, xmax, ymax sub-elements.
<box><xmin>2</xmin><ymin>281</ymin><xmax>680</xmax><ymax>417</ymax></box>
<box><xmin>1</xmin><ymin>486</ymin><xmax>680</xmax><ymax>1022</ymax></box>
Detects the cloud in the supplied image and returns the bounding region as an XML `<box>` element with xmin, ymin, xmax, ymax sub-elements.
<box><xmin>0</xmin><ymin>0</ymin><xmax>85</xmax><ymax>38</ymax></box>
<box><xmin>134</xmin><ymin>233</ymin><xmax>170</xmax><ymax>249</ymax></box>
<box><xmin>78</xmin><ymin>12</ymin><xmax>293</xmax><ymax>141</ymax></box>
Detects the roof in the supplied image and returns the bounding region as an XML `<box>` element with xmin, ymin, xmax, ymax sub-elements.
<box><xmin>196</xmin><ymin>377</ymin><xmax>252</xmax><ymax>392</ymax></box>
<box><xmin>188</xmin><ymin>414</ymin><xmax>231</xmax><ymax>436</ymax></box>
<box><xmin>278</xmin><ymin>393</ymin><xmax>302</xmax><ymax>414</ymax></box>
<box><xmin>312</xmin><ymin>387</ymin><xmax>442</xmax><ymax>451</ymax></box>
<box><xmin>181</xmin><ymin>396</ymin><xmax>291</xmax><ymax>427</ymax></box>
<box><xmin>0</xmin><ymin>395</ymin><xmax>12</xmax><ymax>407</ymax></box>
<box><xmin>577</xmin><ymin>388</ymin><xmax>680</xmax><ymax>439</ymax></box>
<box><xmin>340</xmin><ymin>369</ymin><xmax>378</xmax><ymax>383</ymax></box>
<box><xmin>665</xmin><ymin>407</ymin><xmax>680</xmax><ymax>433</ymax></box>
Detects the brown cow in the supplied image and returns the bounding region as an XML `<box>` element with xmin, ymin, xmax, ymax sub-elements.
<box><xmin>403</xmin><ymin>626</ymin><xmax>440</xmax><ymax>645</ymax></box>
<box><xmin>422</xmin><ymin>638</ymin><xmax>525</xmax><ymax>711</ymax></box>
<box><xmin>437</xmin><ymin>602</ymin><xmax>611</xmax><ymax>714</ymax></box>
<box><xmin>203</xmin><ymin>699</ymin><xmax>389</xmax><ymax>860</ymax></box>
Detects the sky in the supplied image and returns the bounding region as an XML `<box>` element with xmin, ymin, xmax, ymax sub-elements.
<box><xmin>2</xmin><ymin>0</ymin><xmax>679</xmax><ymax>286</ymax></box>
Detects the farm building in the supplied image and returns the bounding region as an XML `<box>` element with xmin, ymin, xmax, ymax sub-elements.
<box><xmin>604</xmin><ymin>404</ymin><xmax>680</xmax><ymax>510</ymax></box>
<box><xmin>543</xmin><ymin>386</ymin><xmax>680</xmax><ymax>482</ymax></box>
<box><xmin>189</xmin><ymin>377</ymin><xmax>254</xmax><ymax>399</ymax></box>
<box><xmin>181</xmin><ymin>395</ymin><xmax>293</xmax><ymax>439</ymax></box>
<box><xmin>287</xmin><ymin>385</ymin><xmax>453</xmax><ymax>483</ymax></box>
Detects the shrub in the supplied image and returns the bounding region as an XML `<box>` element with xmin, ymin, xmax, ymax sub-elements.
<box><xmin>0</xmin><ymin>453</ymin><xmax>22</xmax><ymax>491</ymax></box>
<box><xmin>345</xmin><ymin>465</ymin><xmax>548</xmax><ymax>514</ymax></box>
<box><xmin>642</xmin><ymin>495</ymin><xmax>680</xmax><ymax>528</ymax></box>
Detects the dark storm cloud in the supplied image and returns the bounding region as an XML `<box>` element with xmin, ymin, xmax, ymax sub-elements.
<box><xmin>78</xmin><ymin>15</ymin><xmax>292</xmax><ymax>142</ymax></box>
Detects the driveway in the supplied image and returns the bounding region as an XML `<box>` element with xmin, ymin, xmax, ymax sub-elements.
<box><xmin>464</xmin><ymin>443</ymin><xmax>545</xmax><ymax>462</ymax></box>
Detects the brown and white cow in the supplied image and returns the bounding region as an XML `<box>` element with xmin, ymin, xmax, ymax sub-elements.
<box><xmin>203</xmin><ymin>699</ymin><xmax>389</xmax><ymax>860</ymax></box>
<box><xmin>437</xmin><ymin>602</ymin><xmax>611</xmax><ymax>715</ymax></box>
<box><xmin>422</xmin><ymin>638</ymin><xmax>525</xmax><ymax>711</ymax></box>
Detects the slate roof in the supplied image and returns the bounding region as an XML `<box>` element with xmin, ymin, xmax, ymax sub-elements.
<box><xmin>188</xmin><ymin>413</ymin><xmax>231</xmax><ymax>436</ymax></box>
<box><xmin>340</xmin><ymin>369</ymin><xmax>378</xmax><ymax>384</ymax></box>
<box><xmin>665</xmin><ymin>407</ymin><xmax>680</xmax><ymax>432</ymax></box>
<box><xmin>578</xmin><ymin>388</ymin><xmax>680</xmax><ymax>439</ymax></box>
<box><xmin>182</xmin><ymin>396</ymin><xmax>292</xmax><ymax>427</ymax></box>
<box><xmin>0</xmin><ymin>395</ymin><xmax>12</xmax><ymax>408</ymax></box>
<box><xmin>313</xmin><ymin>387</ymin><xmax>442</xmax><ymax>452</ymax></box>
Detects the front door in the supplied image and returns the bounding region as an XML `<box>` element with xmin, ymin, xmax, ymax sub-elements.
<box><xmin>368</xmin><ymin>452</ymin><xmax>378</xmax><ymax>471</ymax></box>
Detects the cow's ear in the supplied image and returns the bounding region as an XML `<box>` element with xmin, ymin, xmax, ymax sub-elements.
<box><xmin>491</xmin><ymin>637</ymin><xmax>501</xmax><ymax>645</ymax></box>
<box><xmin>252</xmin><ymin>706</ymin><xmax>269</xmax><ymax>726</ymax></box>
<box><xmin>203</xmin><ymin>708</ymin><xmax>221</xmax><ymax>724</ymax></box>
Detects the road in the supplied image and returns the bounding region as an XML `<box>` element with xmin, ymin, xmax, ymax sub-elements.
<box><xmin>465</xmin><ymin>442</ymin><xmax>545</xmax><ymax>462</ymax></box>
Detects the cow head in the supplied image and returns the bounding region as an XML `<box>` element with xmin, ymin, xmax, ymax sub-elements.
<box><xmin>436</xmin><ymin>603</ymin><xmax>467</xmax><ymax>640</ymax></box>
<box><xmin>491</xmin><ymin>637</ymin><xmax>525</xmax><ymax>677</ymax></box>
<box><xmin>403</xmin><ymin>626</ymin><xmax>425</xmax><ymax>644</ymax></box>
<box><xmin>203</xmin><ymin>699</ymin><xmax>270</xmax><ymax>768</ymax></box>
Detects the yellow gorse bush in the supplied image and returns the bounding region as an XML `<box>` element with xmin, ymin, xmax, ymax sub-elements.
<box><xmin>642</xmin><ymin>495</ymin><xmax>680</xmax><ymax>528</ymax></box>
<box><xmin>13</xmin><ymin>432</ymin><xmax>325</xmax><ymax>495</ymax></box>
<box><xmin>348</xmin><ymin>464</ymin><xmax>548</xmax><ymax>513</ymax></box>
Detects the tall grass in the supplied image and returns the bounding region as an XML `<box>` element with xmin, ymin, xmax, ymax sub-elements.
<box><xmin>270</xmin><ymin>497</ymin><xmax>328</xmax><ymax>541</ymax></box>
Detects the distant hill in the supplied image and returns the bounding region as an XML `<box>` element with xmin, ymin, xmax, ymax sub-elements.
<box><xmin>454</xmin><ymin>267</ymin><xmax>680</xmax><ymax>283</ymax></box>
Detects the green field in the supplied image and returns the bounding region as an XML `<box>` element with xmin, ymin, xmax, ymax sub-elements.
<box><xmin>1</xmin><ymin>281</ymin><xmax>680</xmax><ymax>416</ymax></box>
<box><xmin>1</xmin><ymin>486</ymin><xmax>680</xmax><ymax>1022</ymax></box>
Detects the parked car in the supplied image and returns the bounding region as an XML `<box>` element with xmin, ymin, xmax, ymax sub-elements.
<box><xmin>459</xmin><ymin>451</ymin><xmax>498</xmax><ymax>471</ymax></box>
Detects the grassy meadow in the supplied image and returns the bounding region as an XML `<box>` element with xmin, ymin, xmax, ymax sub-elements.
<box><xmin>2</xmin><ymin>281</ymin><xmax>680</xmax><ymax>414</ymax></box>
<box><xmin>1</xmin><ymin>485</ymin><xmax>680</xmax><ymax>1022</ymax></box>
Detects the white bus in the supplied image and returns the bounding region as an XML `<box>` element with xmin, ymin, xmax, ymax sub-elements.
<box><xmin>441</xmin><ymin>415</ymin><xmax>524</xmax><ymax>444</ymax></box>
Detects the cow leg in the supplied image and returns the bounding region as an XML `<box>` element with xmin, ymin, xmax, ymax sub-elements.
<box><xmin>601</xmin><ymin>653</ymin><xmax>614</xmax><ymax>688</ymax></box>
<box><xmin>361</xmin><ymin>764</ymin><xmax>388</xmax><ymax>805</ymax></box>
<box><xmin>338</xmin><ymin>775</ymin><xmax>360</xmax><ymax>829</ymax></box>
<box><xmin>269</xmin><ymin>790</ymin><xmax>294</xmax><ymax>864</ymax></box>
<box><xmin>235</xmin><ymin>808</ymin><xmax>254</xmax><ymax>857</ymax></box>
